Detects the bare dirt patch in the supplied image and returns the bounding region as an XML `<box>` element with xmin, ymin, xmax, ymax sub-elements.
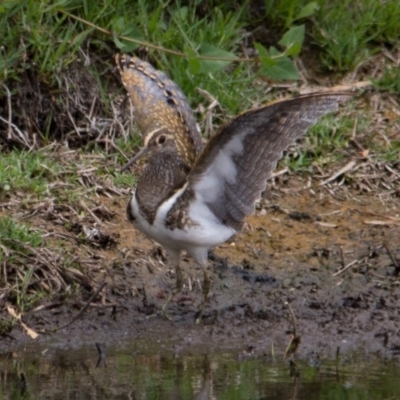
<box><xmin>2</xmin><ymin>171</ymin><xmax>399</xmax><ymax>359</ymax></box>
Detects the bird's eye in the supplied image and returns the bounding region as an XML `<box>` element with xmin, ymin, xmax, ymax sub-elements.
<box><xmin>158</xmin><ymin>135</ymin><xmax>166</xmax><ymax>145</ymax></box>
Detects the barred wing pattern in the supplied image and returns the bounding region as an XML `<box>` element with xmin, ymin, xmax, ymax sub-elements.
<box><xmin>188</xmin><ymin>93</ymin><xmax>352</xmax><ymax>230</ymax></box>
<box><xmin>116</xmin><ymin>54</ymin><xmax>203</xmax><ymax>168</ymax></box>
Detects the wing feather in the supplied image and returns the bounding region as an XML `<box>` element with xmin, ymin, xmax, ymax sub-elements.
<box><xmin>188</xmin><ymin>92</ymin><xmax>353</xmax><ymax>230</ymax></box>
<box><xmin>116</xmin><ymin>54</ymin><xmax>203</xmax><ymax>167</ymax></box>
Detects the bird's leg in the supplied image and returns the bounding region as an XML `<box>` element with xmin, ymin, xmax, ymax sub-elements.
<box><xmin>195</xmin><ymin>265</ymin><xmax>210</xmax><ymax>324</ymax></box>
<box><xmin>161</xmin><ymin>250</ymin><xmax>182</xmax><ymax>320</ymax></box>
<box><xmin>191</xmin><ymin>249</ymin><xmax>211</xmax><ymax>324</ymax></box>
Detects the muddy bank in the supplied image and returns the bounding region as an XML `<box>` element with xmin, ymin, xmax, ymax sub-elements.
<box><xmin>2</xmin><ymin>181</ymin><xmax>399</xmax><ymax>360</ymax></box>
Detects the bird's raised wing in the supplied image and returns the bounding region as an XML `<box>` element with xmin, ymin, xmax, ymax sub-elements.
<box><xmin>188</xmin><ymin>92</ymin><xmax>353</xmax><ymax>230</ymax></box>
<box><xmin>116</xmin><ymin>54</ymin><xmax>203</xmax><ymax>168</ymax></box>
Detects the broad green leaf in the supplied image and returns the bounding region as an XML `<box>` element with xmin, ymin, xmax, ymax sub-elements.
<box><xmin>199</xmin><ymin>44</ymin><xmax>237</xmax><ymax>74</ymax></box>
<box><xmin>184</xmin><ymin>44</ymin><xmax>201</xmax><ymax>75</ymax></box>
<box><xmin>112</xmin><ymin>17</ymin><xmax>126</xmax><ymax>32</ymax></box>
<box><xmin>113</xmin><ymin>34</ymin><xmax>126</xmax><ymax>51</ymax></box>
<box><xmin>278</xmin><ymin>25</ymin><xmax>305</xmax><ymax>49</ymax></box>
<box><xmin>285</xmin><ymin>41</ymin><xmax>302</xmax><ymax>57</ymax></box>
<box><xmin>259</xmin><ymin>52</ymin><xmax>299</xmax><ymax>80</ymax></box>
<box><xmin>172</xmin><ymin>6</ymin><xmax>188</xmax><ymax>21</ymax></box>
<box><xmin>113</xmin><ymin>34</ymin><xmax>140</xmax><ymax>52</ymax></box>
<box><xmin>112</xmin><ymin>17</ymin><xmax>143</xmax><ymax>50</ymax></box>
<box><xmin>296</xmin><ymin>2</ymin><xmax>319</xmax><ymax>20</ymax></box>
<box><xmin>254</xmin><ymin>42</ymin><xmax>276</xmax><ymax>67</ymax></box>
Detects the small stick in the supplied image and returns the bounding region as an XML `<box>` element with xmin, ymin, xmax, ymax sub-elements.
<box><xmin>383</xmin><ymin>242</ymin><xmax>400</xmax><ymax>276</ymax></box>
<box><xmin>339</xmin><ymin>246</ymin><xmax>345</xmax><ymax>269</ymax></box>
<box><xmin>44</xmin><ymin>282</ymin><xmax>107</xmax><ymax>333</ymax></box>
<box><xmin>332</xmin><ymin>260</ymin><xmax>359</xmax><ymax>277</ymax></box>
<box><xmin>319</xmin><ymin>160</ymin><xmax>356</xmax><ymax>186</ymax></box>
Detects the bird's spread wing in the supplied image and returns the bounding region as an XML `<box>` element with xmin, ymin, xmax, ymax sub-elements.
<box><xmin>188</xmin><ymin>92</ymin><xmax>353</xmax><ymax>230</ymax></box>
<box><xmin>116</xmin><ymin>54</ymin><xmax>203</xmax><ymax>168</ymax></box>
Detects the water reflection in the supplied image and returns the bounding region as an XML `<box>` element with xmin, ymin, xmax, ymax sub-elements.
<box><xmin>0</xmin><ymin>343</ymin><xmax>399</xmax><ymax>399</ymax></box>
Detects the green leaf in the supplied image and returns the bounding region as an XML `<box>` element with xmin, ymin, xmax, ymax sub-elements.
<box><xmin>296</xmin><ymin>2</ymin><xmax>319</xmax><ymax>21</ymax></box>
<box><xmin>184</xmin><ymin>44</ymin><xmax>201</xmax><ymax>75</ymax></box>
<box><xmin>254</xmin><ymin>42</ymin><xmax>276</xmax><ymax>67</ymax></box>
<box><xmin>285</xmin><ymin>41</ymin><xmax>302</xmax><ymax>57</ymax></box>
<box><xmin>113</xmin><ymin>34</ymin><xmax>125</xmax><ymax>50</ymax></box>
<box><xmin>199</xmin><ymin>44</ymin><xmax>237</xmax><ymax>74</ymax></box>
<box><xmin>172</xmin><ymin>6</ymin><xmax>189</xmax><ymax>21</ymax></box>
<box><xmin>72</xmin><ymin>29</ymin><xmax>93</xmax><ymax>47</ymax></box>
<box><xmin>112</xmin><ymin>17</ymin><xmax>126</xmax><ymax>33</ymax></box>
<box><xmin>259</xmin><ymin>50</ymin><xmax>299</xmax><ymax>80</ymax></box>
<box><xmin>113</xmin><ymin>34</ymin><xmax>139</xmax><ymax>52</ymax></box>
<box><xmin>279</xmin><ymin>25</ymin><xmax>305</xmax><ymax>50</ymax></box>
<box><xmin>112</xmin><ymin>16</ymin><xmax>144</xmax><ymax>52</ymax></box>
<box><xmin>277</xmin><ymin>25</ymin><xmax>305</xmax><ymax>57</ymax></box>
<box><xmin>148</xmin><ymin>3</ymin><xmax>164</xmax><ymax>33</ymax></box>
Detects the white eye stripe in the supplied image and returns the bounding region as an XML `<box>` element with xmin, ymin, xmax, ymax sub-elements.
<box><xmin>144</xmin><ymin>128</ymin><xmax>165</xmax><ymax>147</ymax></box>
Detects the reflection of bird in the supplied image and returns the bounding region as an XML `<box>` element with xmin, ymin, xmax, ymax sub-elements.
<box><xmin>116</xmin><ymin>54</ymin><xmax>352</xmax><ymax>323</ymax></box>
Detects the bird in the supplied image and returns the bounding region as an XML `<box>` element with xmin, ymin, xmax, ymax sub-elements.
<box><xmin>116</xmin><ymin>53</ymin><xmax>352</xmax><ymax>323</ymax></box>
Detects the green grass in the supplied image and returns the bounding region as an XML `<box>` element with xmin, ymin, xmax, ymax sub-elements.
<box><xmin>314</xmin><ymin>0</ymin><xmax>400</xmax><ymax>72</ymax></box>
<box><xmin>261</xmin><ymin>0</ymin><xmax>400</xmax><ymax>72</ymax></box>
<box><xmin>373</xmin><ymin>67</ymin><xmax>400</xmax><ymax>95</ymax></box>
<box><xmin>1</xmin><ymin>0</ymin><xmax>399</xmax><ymax>143</ymax></box>
<box><xmin>0</xmin><ymin>150</ymin><xmax>60</xmax><ymax>195</ymax></box>
<box><xmin>283</xmin><ymin>113</ymin><xmax>355</xmax><ymax>171</ymax></box>
<box><xmin>0</xmin><ymin>216</ymin><xmax>42</xmax><ymax>262</ymax></box>
<box><xmin>0</xmin><ymin>146</ymin><xmax>137</xmax><ymax>204</ymax></box>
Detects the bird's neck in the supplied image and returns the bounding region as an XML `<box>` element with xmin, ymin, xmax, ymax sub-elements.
<box><xmin>135</xmin><ymin>152</ymin><xmax>188</xmax><ymax>224</ymax></box>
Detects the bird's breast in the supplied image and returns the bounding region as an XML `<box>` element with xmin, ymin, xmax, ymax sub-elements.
<box><xmin>127</xmin><ymin>187</ymin><xmax>236</xmax><ymax>251</ymax></box>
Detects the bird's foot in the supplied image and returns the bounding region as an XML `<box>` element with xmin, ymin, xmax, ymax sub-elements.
<box><xmin>160</xmin><ymin>301</ymin><xmax>172</xmax><ymax>321</ymax></box>
<box><xmin>195</xmin><ymin>302</ymin><xmax>205</xmax><ymax>324</ymax></box>
<box><xmin>195</xmin><ymin>313</ymin><xmax>203</xmax><ymax>325</ymax></box>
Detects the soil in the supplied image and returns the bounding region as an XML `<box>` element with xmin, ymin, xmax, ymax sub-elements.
<box><xmin>2</xmin><ymin>174</ymin><xmax>399</xmax><ymax>360</ymax></box>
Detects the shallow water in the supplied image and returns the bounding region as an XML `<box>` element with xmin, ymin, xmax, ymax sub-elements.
<box><xmin>1</xmin><ymin>342</ymin><xmax>399</xmax><ymax>400</ymax></box>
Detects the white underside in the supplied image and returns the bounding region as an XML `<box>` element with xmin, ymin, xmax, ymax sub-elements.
<box><xmin>129</xmin><ymin>184</ymin><xmax>236</xmax><ymax>261</ymax></box>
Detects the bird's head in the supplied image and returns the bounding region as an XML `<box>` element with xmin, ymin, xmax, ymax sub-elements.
<box><xmin>121</xmin><ymin>129</ymin><xmax>178</xmax><ymax>171</ymax></box>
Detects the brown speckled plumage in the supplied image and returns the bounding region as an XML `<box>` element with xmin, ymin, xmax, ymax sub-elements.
<box><xmin>116</xmin><ymin>54</ymin><xmax>202</xmax><ymax>169</ymax></box>
<box><xmin>134</xmin><ymin>131</ymin><xmax>189</xmax><ymax>225</ymax></box>
<box><xmin>165</xmin><ymin>187</ymin><xmax>197</xmax><ymax>230</ymax></box>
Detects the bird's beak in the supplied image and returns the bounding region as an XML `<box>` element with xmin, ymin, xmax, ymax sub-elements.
<box><xmin>121</xmin><ymin>146</ymin><xmax>149</xmax><ymax>172</ymax></box>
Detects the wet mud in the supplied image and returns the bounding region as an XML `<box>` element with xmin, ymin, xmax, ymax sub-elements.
<box><xmin>2</xmin><ymin>179</ymin><xmax>400</xmax><ymax>360</ymax></box>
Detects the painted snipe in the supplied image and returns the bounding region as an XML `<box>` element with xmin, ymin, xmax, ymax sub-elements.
<box><xmin>116</xmin><ymin>54</ymin><xmax>352</xmax><ymax>323</ymax></box>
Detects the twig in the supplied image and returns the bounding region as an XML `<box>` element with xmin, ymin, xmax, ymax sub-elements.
<box><xmin>59</xmin><ymin>10</ymin><xmax>244</xmax><ymax>62</ymax></box>
<box><xmin>0</xmin><ymin>114</ymin><xmax>31</xmax><ymax>148</ymax></box>
<box><xmin>332</xmin><ymin>260</ymin><xmax>359</xmax><ymax>276</ymax></box>
<box><xmin>383</xmin><ymin>242</ymin><xmax>400</xmax><ymax>276</ymax></box>
<box><xmin>57</xmin><ymin>10</ymin><xmax>296</xmax><ymax>64</ymax></box>
<box><xmin>339</xmin><ymin>246</ymin><xmax>345</xmax><ymax>269</ymax></box>
<box><xmin>44</xmin><ymin>282</ymin><xmax>107</xmax><ymax>332</ymax></box>
<box><xmin>319</xmin><ymin>161</ymin><xmax>357</xmax><ymax>186</ymax></box>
